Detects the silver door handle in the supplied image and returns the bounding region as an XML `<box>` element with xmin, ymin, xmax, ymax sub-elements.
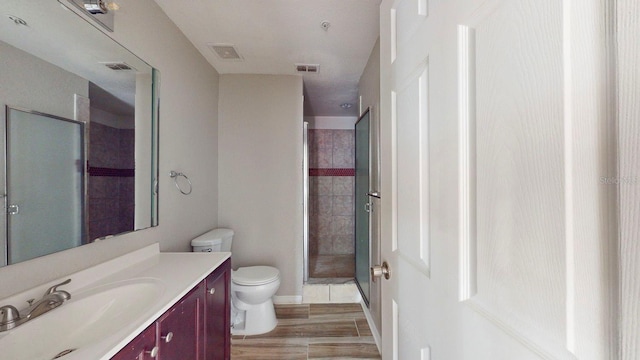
<box><xmin>371</xmin><ymin>261</ymin><xmax>391</xmax><ymax>281</ymax></box>
<box><xmin>366</xmin><ymin>191</ymin><xmax>380</xmax><ymax>198</ymax></box>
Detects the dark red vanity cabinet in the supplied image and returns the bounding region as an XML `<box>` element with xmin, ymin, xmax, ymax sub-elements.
<box><xmin>112</xmin><ymin>258</ymin><xmax>231</xmax><ymax>360</ymax></box>
<box><xmin>112</xmin><ymin>324</ymin><xmax>157</xmax><ymax>360</ymax></box>
<box><xmin>205</xmin><ymin>261</ymin><xmax>231</xmax><ymax>360</ymax></box>
<box><xmin>157</xmin><ymin>283</ymin><xmax>205</xmax><ymax>360</ymax></box>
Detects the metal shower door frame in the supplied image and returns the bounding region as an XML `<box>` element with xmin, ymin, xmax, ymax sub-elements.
<box><xmin>3</xmin><ymin>106</ymin><xmax>88</xmax><ymax>265</ymax></box>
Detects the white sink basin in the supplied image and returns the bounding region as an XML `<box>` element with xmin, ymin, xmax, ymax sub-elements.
<box><xmin>0</xmin><ymin>278</ymin><xmax>164</xmax><ymax>360</ymax></box>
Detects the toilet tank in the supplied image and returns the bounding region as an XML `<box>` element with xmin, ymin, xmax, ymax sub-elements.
<box><xmin>191</xmin><ymin>228</ymin><xmax>234</xmax><ymax>252</ymax></box>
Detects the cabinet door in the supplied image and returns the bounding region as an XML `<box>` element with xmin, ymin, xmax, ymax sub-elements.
<box><xmin>205</xmin><ymin>259</ymin><xmax>230</xmax><ymax>360</ymax></box>
<box><xmin>111</xmin><ymin>324</ymin><xmax>157</xmax><ymax>360</ymax></box>
<box><xmin>157</xmin><ymin>282</ymin><xmax>205</xmax><ymax>360</ymax></box>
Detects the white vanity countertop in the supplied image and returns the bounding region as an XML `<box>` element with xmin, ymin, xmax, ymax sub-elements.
<box><xmin>0</xmin><ymin>243</ymin><xmax>231</xmax><ymax>360</ymax></box>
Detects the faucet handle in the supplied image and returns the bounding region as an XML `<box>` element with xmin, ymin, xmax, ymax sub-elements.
<box><xmin>44</xmin><ymin>278</ymin><xmax>71</xmax><ymax>296</ymax></box>
<box><xmin>56</xmin><ymin>290</ymin><xmax>71</xmax><ymax>301</ymax></box>
<box><xmin>0</xmin><ymin>305</ymin><xmax>20</xmax><ymax>326</ymax></box>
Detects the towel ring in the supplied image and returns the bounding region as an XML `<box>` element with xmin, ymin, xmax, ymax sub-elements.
<box><xmin>169</xmin><ymin>171</ymin><xmax>192</xmax><ymax>195</ymax></box>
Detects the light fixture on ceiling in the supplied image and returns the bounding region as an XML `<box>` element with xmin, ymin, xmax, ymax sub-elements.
<box><xmin>83</xmin><ymin>0</ymin><xmax>108</xmax><ymax>14</ymax></box>
<box><xmin>320</xmin><ymin>21</ymin><xmax>330</xmax><ymax>31</ymax></box>
<box><xmin>82</xmin><ymin>0</ymin><xmax>119</xmax><ymax>14</ymax></box>
<box><xmin>64</xmin><ymin>0</ymin><xmax>116</xmax><ymax>31</ymax></box>
<box><xmin>340</xmin><ymin>103</ymin><xmax>353</xmax><ymax>109</ymax></box>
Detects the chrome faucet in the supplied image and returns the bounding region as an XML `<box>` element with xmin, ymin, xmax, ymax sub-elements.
<box><xmin>41</xmin><ymin>278</ymin><xmax>72</xmax><ymax>300</ymax></box>
<box><xmin>0</xmin><ymin>305</ymin><xmax>21</xmax><ymax>331</ymax></box>
<box><xmin>0</xmin><ymin>279</ymin><xmax>71</xmax><ymax>332</ymax></box>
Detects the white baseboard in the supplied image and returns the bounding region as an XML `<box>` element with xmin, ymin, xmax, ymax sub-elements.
<box><xmin>273</xmin><ymin>295</ymin><xmax>303</xmax><ymax>304</ymax></box>
<box><xmin>360</xmin><ymin>300</ymin><xmax>381</xmax><ymax>354</ymax></box>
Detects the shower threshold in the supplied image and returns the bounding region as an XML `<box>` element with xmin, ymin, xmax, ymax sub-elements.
<box><xmin>306</xmin><ymin>277</ymin><xmax>355</xmax><ymax>285</ymax></box>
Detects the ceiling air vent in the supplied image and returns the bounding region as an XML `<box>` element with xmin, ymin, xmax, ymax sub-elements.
<box><xmin>209</xmin><ymin>44</ymin><xmax>243</xmax><ymax>60</ymax></box>
<box><xmin>295</xmin><ymin>64</ymin><xmax>320</xmax><ymax>73</ymax></box>
<box><xmin>101</xmin><ymin>62</ymin><xmax>135</xmax><ymax>71</ymax></box>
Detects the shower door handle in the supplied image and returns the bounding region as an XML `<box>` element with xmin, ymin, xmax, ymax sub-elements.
<box><xmin>7</xmin><ymin>204</ymin><xmax>19</xmax><ymax>215</ymax></box>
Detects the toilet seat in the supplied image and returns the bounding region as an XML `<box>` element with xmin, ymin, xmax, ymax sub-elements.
<box><xmin>233</xmin><ymin>266</ymin><xmax>280</xmax><ymax>286</ymax></box>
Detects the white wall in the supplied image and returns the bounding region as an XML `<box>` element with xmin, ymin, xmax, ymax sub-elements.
<box><xmin>218</xmin><ymin>74</ymin><xmax>303</xmax><ymax>297</ymax></box>
<box><xmin>304</xmin><ymin>116</ymin><xmax>357</xmax><ymax>130</ymax></box>
<box><xmin>134</xmin><ymin>73</ymin><xmax>153</xmax><ymax>230</ymax></box>
<box><xmin>0</xmin><ymin>0</ymin><xmax>220</xmax><ymax>298</ymax></box>
<box><xmin>90</xmin><ymin>107</ymin><xmax>133</xmax><ymax>129</ymax></box>
<box><xmin>0</xmin><ymin>40</ymin><xmax>88</xmax><ymax>121</ymax></box>
<box><xmin>358</xmin><ymin>38</ymin><xmax>381</xmax><ymax>332</ymax></box>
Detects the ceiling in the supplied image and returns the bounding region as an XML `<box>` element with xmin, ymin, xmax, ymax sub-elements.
<box><xmin>152</xmin><ymin>0</ymin><xmax>381</xmax><ymax>117</ymax></box>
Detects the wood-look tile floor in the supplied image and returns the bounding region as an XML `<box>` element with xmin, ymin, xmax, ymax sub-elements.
<box><xmin>231</xmin><ymin>303</ymin><xmax>380</xmax><ymax>359</ymax></box>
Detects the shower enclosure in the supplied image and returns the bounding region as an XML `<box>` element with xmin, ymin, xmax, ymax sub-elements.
<box><xmin>3</xmin><ymin>107</ymin><xmax>86</xmax><ymax>265</ymax></box>
<box><xmin>304</xmin><ymin>120</ymin><xmax>357</xmax><ymax>282</ymax></box>
<box><xmin>300</xmin><ymin>109</ymin><xmax>379</xmax><ymax>303</ymax></box>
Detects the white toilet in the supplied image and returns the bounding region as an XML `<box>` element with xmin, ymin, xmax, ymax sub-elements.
<box><xmin>191</xmin><ymin>228</ymin><xmax>280</xmax><ymax>336</ymax></box>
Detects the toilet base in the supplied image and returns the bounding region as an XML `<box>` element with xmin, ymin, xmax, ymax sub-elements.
<box><xmin>231</xmin><ymin>298</ymin><xmax>278</xmax><ymax>336</ymax></box>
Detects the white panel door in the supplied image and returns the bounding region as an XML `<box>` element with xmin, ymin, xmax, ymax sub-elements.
<box><xmin>379</xmin><ymin>0</ymin><xmax>617</xmax><ymax>359</ymax></box>
<box><xmin>618</xmin><ymin>0</ymin><xmax>640</xmax><ymax>359</ymax></box>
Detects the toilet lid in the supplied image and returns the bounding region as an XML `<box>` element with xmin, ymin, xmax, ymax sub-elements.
<box><xmin>232</xmin><ymin>266</ymin><xmax>280</xmax><ymax>286</ymax></box>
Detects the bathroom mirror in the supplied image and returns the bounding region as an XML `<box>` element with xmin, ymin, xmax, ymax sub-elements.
<box><xmin>0</xmin><ymin>0</ymin><xmax>160</xmax><ymax>266</ymax></box>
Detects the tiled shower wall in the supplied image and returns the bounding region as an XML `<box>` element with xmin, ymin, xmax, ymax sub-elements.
<box><xmin>88</xmin><ymin>122</ymin><xmax>135</xmax><ymax>241</ymax></box>
<box><xmin>309</xmin><ymin>129</ymin><xmax>355</xmax><ymax>257</ymax></box>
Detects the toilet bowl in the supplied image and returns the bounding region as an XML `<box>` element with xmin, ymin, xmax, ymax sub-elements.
<box><xmin>231</xmin><ymin>266</ymin><xmax>280</xmax><ymax>335</ymax></box>
<box><xmin>191</xmin><ymin>229</ymin><xmax>280</xmax><ymax>336</ymax></box>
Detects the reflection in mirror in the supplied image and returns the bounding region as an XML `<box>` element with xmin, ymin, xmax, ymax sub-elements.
<box><xmin>0</xmin><ymin>0</ymin><xmax>160</xmax><ymax>266</ymax></box>
<box><xmin>6</xmin><ymin>108</ymin><xmax>86</xmax><ymax>264</ymax></box>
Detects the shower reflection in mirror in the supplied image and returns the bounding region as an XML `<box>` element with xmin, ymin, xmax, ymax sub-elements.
<box><xmin>0</xmin><ymin>0</ymin><xmax>160</xmax><ymax>266</ymax></box>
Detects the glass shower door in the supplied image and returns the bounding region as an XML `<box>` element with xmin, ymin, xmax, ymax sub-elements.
<box><xmin>355</xmin><ymin>109</ymin><xmax>371</xmax><ymax>304</ymax></box>
<box><xmin>5</xmin><ymin>108</ymin><xmax>85</xmax><ymax>264</ymax></box>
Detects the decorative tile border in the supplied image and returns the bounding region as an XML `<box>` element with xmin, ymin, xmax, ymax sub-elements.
<box><xmin>310</xmin><ymin>168</ymin><xmax>355</xmax><ymax>177</ymax></box>
<box><xmin>88</xmin><ymin>166</ymin><xmax>135</xmax><ymax>177</ymax></box>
